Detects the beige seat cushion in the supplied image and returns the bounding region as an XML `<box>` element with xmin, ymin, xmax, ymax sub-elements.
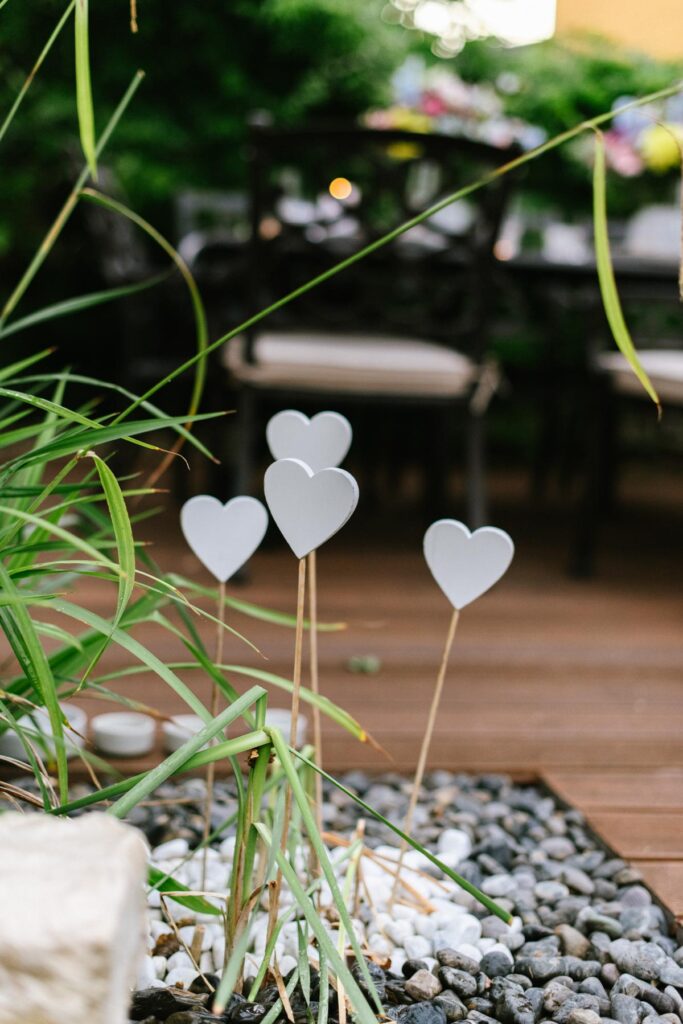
<box><xmin>224</xmin><ymin>331</ymin><xmax>477</xmax><ymax>398</ymax></box>
<box><xmin>597</xmin><ymin>349</ymin><xmax>683</xmax><ymax>405</ymax></box>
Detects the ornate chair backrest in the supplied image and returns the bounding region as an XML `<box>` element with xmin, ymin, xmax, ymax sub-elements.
<box><xmin>245</xmin><ymin>118</ymin><xmax>519</xmax><ymax>364</ymax></box>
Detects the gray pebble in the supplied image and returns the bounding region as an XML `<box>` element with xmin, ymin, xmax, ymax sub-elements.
<box><xmin>437</xmin><ymin>951</ymin><xmax>481</xmax><ymax>975</ymax></box>
<box><xmin>610</xmin><ymin>994</ymin><xmax>643</xmax><ymax>1024</ymax></box>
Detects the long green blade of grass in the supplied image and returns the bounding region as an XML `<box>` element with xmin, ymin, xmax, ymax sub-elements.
<box><xmin>107</xmin><ymin>692</ymin><xmax>266</xmax><ymax>817</ymax></box>
<box><xmin>147</xmin><ymin>864</ymin><xmax>222</xmax><ymax>917</ymax></box>
<box><xmin>295</xmin><ymin>749</ymin><xmax>513</xmax><ymax>923</ymax></box>
<box><xmin>0</xmin><ymin>70</ymin><xmax>144</xmax><ymax>325</ymax></box>
<box><xmin>79</xmin><ymin>190</ymin><xmax>209</xmax><ymax>461</ymax></box>
<box><xmin>53</xmin><ymin>728</ymin><xmax>270</xmax><ymax>814</ymax></box>
<box><xmin>172</xmin><ymin>574</ymin><xmax>346</xmax><ymax>631</ymax></box>
<box><xmin>0</xmin><ymin>349</ymin><xmax>54</xmax><ymax>382</ymax></box>
<box><xmin>111</xmin><ymin>84</ymin><xmax>683</xmax><ymax>420</ymax></box>
<box><xmin>0</xmin><ymin>564</ymin><xmax>68</xmax><ymax>799</ymax></box>
<box><xmin>267</xmin><ymin>728</ymin><xmax>383</xmax><ymax>1013</ymax></box>
<box><xmin>49</xmin><ymin>598</ymin><xmax>214</xmax><ymax>719</ymax></box>
<box><xmin>77</xmin><ymin>452</ymin><xmax>136</xmax><ymax>684</ymax></box>
<box><xmin>254</xmin><ymin>822</ymin><xmax>379</xmax><ymax>1024</ymax></box>
<box><xmin>0</xmin><ymin>1</ymin><xmax>76</xmax><ymax>146</ymax></box>
<box><xmin>74</xmin><ymin>0</ymin><xmax>96</xmax><ymax>178</ymax></box>
<box><xmin>593</xmin><ymin>131</ymin><xmax>660</xmax><ymax>413</ymax></box>
<box><xmin>0</xmin><ymin>274</ymin><xmax>170</xmax><ymax>340</ymax></box>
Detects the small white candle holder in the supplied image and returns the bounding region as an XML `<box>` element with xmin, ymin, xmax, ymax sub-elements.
<box><xmin>91</xmin><ymin>712</ymin><xmax>155</xmax><ymax>758</ymax></box>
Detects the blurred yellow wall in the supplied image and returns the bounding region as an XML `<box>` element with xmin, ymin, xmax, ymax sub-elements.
<box><xmin>556</xmin><ymin>0</ymin><xmax>683</xmax><ymax>59</ymax></box>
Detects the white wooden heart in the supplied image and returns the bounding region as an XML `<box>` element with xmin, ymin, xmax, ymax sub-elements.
<box><xmin>423</xmin><ymin>519</ymin><xmax>514</xmax><ymax>610</ymax></box>
<box><xmin>180</xmin><ymin>495</ymin><xmax>268</xmax><ymax>582</ymax></box>
<box><xmin>264</xmin><ymin>458</ymin><xmax>358</xmax><ymax>559</ymax></box>
<box><xmin>266</xmin><ymin>409</ymin><xmax>352</xmax><ymax>473</ymax></box>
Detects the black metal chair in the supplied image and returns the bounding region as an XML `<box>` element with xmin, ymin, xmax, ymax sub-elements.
<box><xmin>225</xmin><ymin>118</ymin><xmax>518</xmax><ymax>525</ymax></box>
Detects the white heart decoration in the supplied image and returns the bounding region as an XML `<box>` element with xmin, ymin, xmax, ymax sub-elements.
<box><xmin>266</xmin><ymin>410</ymin><xmax>352</xmax><ymax>473</ymax></box>
<box><xmin>424</xmin><ymin>519</ymin><xmax>514</xmax><ymax>610</ymax></box>
<box><xmin>264</xmin><ymin>458</ymin><xmax>358</xmax><ymax>559</ymax></box>
<box><xmin>180</xmin><ymin>495</ymin><xmax>268</xmax><ymax>582</ymax></box>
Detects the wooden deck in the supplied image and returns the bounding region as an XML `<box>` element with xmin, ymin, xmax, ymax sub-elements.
<box><xmin>7</xmin><ymin>468</ymin><xmax>683</xmax><ymax>922</ymax></box>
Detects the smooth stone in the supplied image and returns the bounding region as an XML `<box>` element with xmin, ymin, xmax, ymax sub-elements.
<box><xmin>404</xmin><ymin>959</ymin><xmax>431</xmax><ymax>979</ymax></box>
<box><xmin>438</xmin><ymin>968</ymin><xmax>478</xmax><ymax>998</ymax></box>
<box><xmin>400</xmin><ymin>1001</ymin><xmax>447</xmax><ymax>1024</ymax></box>
<box><xmin>540</xmin><ymin>839</ymin><xmax>576</xmax><ymax>861</ymax></box>
<box><xmin>660</xmin><ymin>963</ymin><xmax>683</xmax><ymax>988</ymax></box>
<box><xmin>555</xmin><ymin>994</ymin><xmax>603</xmax><ymax>1024</ymax></box>
<box><xmin>481</xmin><ymin>952</ymin><xmax>515</xmax><ymax>978</ymax></box>
<box><xmin>434</xmin><ymin>991</ymin><xmax>468</xmax><ymax>1021</ymax></box>
<box><xmin>495</xmin><ymin>989</ymin><xmax>538</xmax><ymax>1024</ymax></box>
<box><xmin>556</xmin><ymin>926</ymin><xmax>592</xmax><ymax>959</ymax></box>
<box><xmin>130</xmin><ymin>988</ymin><xmax>207</xmax><ymax>1020</ymax></box>
<box><xmin>561</xmin><ymin>868</ymin><xmax>595</xmax><ymax>896</ymax></box>
<box><xmin>406</xmin><ymin>971</ymin><xmax>444</xmax><ymax>1001</ymax></box>
<box><xmin>610</xmin><ymin>995</ymin><xmax>644</xmax><ymax>1024</ymax></box>
<box><xmin>609</xmin><ymin>942</ymin><xmax>666</xmax><ymax>983</ymax></box>
<box><xmin>566</xmin><ymin>1011</ymin><xmax>601</xmax><ymax>1024</ymax></box>
<box><xmin>436</xmin><ymin>950</ymin><xmax>481</xmax><ymax>974</ymax></box>
<box><xmin>483</xmin><ymin>875</ymin><xmax>518</xmax><ymax>898</ymax></box>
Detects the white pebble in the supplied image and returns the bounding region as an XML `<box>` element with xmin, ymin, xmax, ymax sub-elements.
<box><xmin>437</xmin><ymin>829</ymin><xmax>472</xmax><ymax>863</ymax></box>
<box><xmin>367</xmin><ymin>932</ymin><xmax>392</xmax><ymax>957</ymax></box>
<box><xmin>135</xmin><ymin>956</ymin><xmax>157</xmax><ymax>988</ymax></box>
<box><xmin>200</xmin><ymin>952</ymin><xmax>214</xmax><ymax>973</ymax></box>
<box><xmin>385</xmin><ymin>919</ymin><xmax>413</xmax><ymax>945</ymax></box>
<box><xmin>152</xmin><ymin>838</ymin><xmax>190</xmax><ymax>861</ymax></box>
<box><xmin>149</xmin><ymin>919</ymin><xmax>171</xmax><ymax>940</ymax></box>
<box><xmin>456</xmin><ymin>942</ymin><xmax>482</xmax><ymax>962</ymax></box>
<box><xmin>404</xmin><ymin>935</ymin><xmax>432</xmax><ymax>960</ymax></box>
<box><xmin>166</xmin><ymin>951</ymin><xmax>194</xmax><ymax>973</ymax></box>
<box><xmin>390</xmin><ymin>949</ymin><xmax>407</xmax><ymax>975</ymax></box>
<box><xmin>164</xmin><ymin>967</ymin><xmax>197</xmax><ymax>988</ymax></box>
<box><xmin>481</xmin><ymin>874</ymin><xmax>516</xmax><ymax>897</ymax></box>
<box><xmin>152</xmin><ymin>956</ymin><xmax>167</xmax><ymax>979</ymax></box>
<box><xmin>278</xmin><ymin>955</ymin><xmax>297</xmax><ymax>976</ymax></box>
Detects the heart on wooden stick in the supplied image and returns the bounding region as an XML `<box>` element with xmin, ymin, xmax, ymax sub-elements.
<box><xmin>180</xmin><ymin>495</ymin><xmax>268</xmax><ymax>582</ymax></box>
<box><xmin>266</xmin><ymin>410</ymin><xmax>352</xmax><ymax>473</ymax></box>
<box><xmin>423</xmin><ymin>519</ymin><xmax>514</xmax><ymax>609</ymax></box>
<box><xmin>264</xmin><ymin>458</ymin><xmax>358</xmax><ymax>559</ymax></box>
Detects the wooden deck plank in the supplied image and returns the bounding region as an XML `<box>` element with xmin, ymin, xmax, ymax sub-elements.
<box><xmin>584</xmin><ymin>812</ymin><xmax>683</xmax><ymax>860</ymax></box>
<box><xmin>636</xmin><ymin>863</ymin><xmax>683</xmax><ymax>922</ymax></box>
<box><xmin>544</xmin><ymin>771</ymin><xmax>683</xmax><ymax>811</ymax></box>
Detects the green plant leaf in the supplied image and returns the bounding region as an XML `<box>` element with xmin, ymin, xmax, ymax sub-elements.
<box><xmin>103</xmin><ymin>697</ymin><xmax>267</xmax><ymax>818</ymax></box>
<box><xmin>0</xmin><ymin>565</ymin><xmax>68</xmax><ymax>800</ymax></box>
<box><xmin>255</xmin><ymin>822</ymin><xmax>379</xmax><ymax>1024</ymax></box>
<box><xmin>78</xmin><ymin>452</ymin><xmax>136</xmax><ymax>684</ymax></box>
<box><xmin>74</xmin><ymin>0</ymin><xmax>96</xmax><ymax>178</ymax></box>
<box><xmin>0</xmin><ymin>1</ymin><xmax>75</xmax><ymax>146</ymax></box>
<box><xmin>0</xmin><ymin>274</ymin><xmax>170</xmax><ymax>340</ymax></box>
<box><xmin>147</xmin><ymin>864</ymin><xmax>222</xmax><ymax>917</ymax></box>
<box><xmin>295</xmin><ymin>749</ymin><xmax>513</xmax><ymax>924</ymax></box>
<box><xmin>0</xmin><ymin>70</ymin><xmax>143</xmax><ymax>325</ymax></box>
<box><xmin>593</xmin><ymin>131</ymin><xmax>660</xmax><ymax>412</ymax></box>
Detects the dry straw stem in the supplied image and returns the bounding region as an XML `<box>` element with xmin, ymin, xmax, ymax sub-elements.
<box><xmin>391</xmin><ymin>607</ymin><xmax>460</xmax><ymax>906</ymax></box>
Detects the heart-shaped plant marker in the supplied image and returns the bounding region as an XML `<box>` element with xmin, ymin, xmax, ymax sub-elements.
<box><xmin>392</xmin><ymin>517</ymin><xmax>514</xmax><ymax>909</ymax></box>
<box><xmin>180</xmin><ymin>495</ymin><xmax>268</xmax><ymax>583</ymax></box>
<box><xmin>423</xmin><ymin>519</ymin><xmax>514</xmax><ymax>610</ymax></box>
<box><xmin>264</xmin><ymin>458</ymin><xmax>358</xmax><ymax>559</ymax></box>
<box><xmin>266</xmin><ymin>410</ymin><xmax>352</xmax><ymax>473</ymax></box>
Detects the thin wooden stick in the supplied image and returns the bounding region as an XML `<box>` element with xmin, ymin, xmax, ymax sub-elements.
<box><xmin>309</xmin><ymin>552</ymin><xmax>325</xmax><ymax>831</ymax></box>
<box><xmin>390</xmin><ymin>606</ymin><xmax>460</xmax><ymax>907</ymax></box>
<box><xmin>201</xmin><ymin>578</ymin><xmax>226</xmax><ymax>891</ymax></box>
<box><xmin>267</xmin><ymin>556</ymin><xmax>307</xmax><ymax>946</ymax></box>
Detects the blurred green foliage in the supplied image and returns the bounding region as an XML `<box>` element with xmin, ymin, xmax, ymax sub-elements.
<box><xmin>454</xmin><ymin>36</ymin><xmax>683</xmax><ymax>216</ymax></box>
<box><xmin>0</xmin><ymin>0</ymin><xmax>410</xmax><ymax>263</ymax></box>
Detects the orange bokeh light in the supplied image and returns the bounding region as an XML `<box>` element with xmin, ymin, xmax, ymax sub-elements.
<box><xmin>328</xmin><ymin>177</ymin><xmax>353</xmax><ymax>200</ymax></box>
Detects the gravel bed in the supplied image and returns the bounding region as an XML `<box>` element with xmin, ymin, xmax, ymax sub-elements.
<box><xmin>90</xmin><ymin>771</ymin><xmax>683</xmax><ymax>1024</ymax></box>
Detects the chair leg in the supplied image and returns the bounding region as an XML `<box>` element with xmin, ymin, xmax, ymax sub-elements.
<box><xmin>466</xmin><ymin>411</ymin><xmax>488</xmax><ymax>528</ymax></box>
<box><xmin>569</xmin><ymin>378</ymin><xmax>613</xmax><ymax>578</ymax></box>
<box><xmin>234</xmin><ymin>387</ymin><xmax>257</xmax><ymax>498</ymax></box>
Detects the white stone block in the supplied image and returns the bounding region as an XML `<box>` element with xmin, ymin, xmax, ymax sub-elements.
<box><xmin>0</xmin><ymin>812</ymin><xmax>148</xmax><ymax>1024</ymax></box>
